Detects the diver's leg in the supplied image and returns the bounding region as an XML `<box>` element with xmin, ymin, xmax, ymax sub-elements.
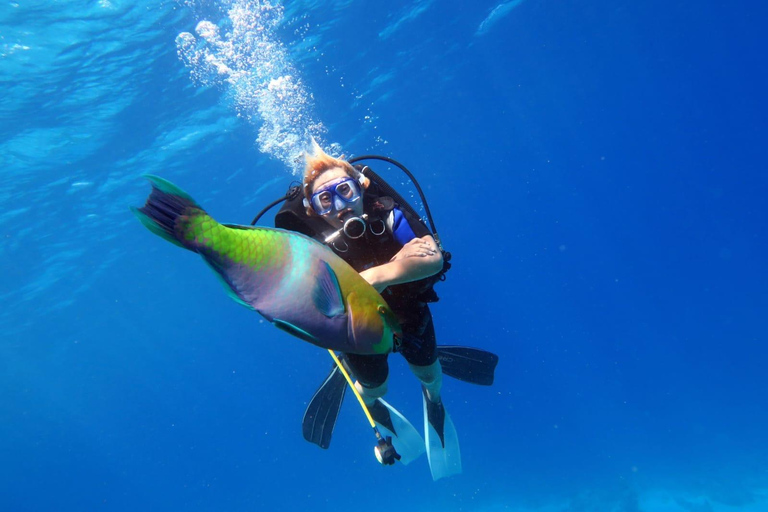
<box><xmin>355</xmin><ymin>379</ymin><xmax>387</xmax><ymax>406</ymax></box>
<box><xmin>346</xmin><ymin>353</ymin><xmax>425</xmax><ymax>464</ymax></box>
<box><xmin>410</xmin><ymin>359</ymin><xmax>443</xmax><ymax>402</ymax></box>
<box><xmin>345</xmin><ymin>353</ymin><xmax>388</xmax><ymax>406</ymax></box>
<box><xmin>400</xmin><ymin>309</ymin><xmax>441</xmax><ymax>401</ymax></box>
<box><xmin>401</xmin><ymin>310</ymin><xmax>461</xmax><ymax>479</ymax></box>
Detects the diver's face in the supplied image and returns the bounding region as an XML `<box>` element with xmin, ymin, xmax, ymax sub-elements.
<box><xmin>311</xmin><ymin>167</ymin><xmax>364</xmax><ymax>229</ymax></box>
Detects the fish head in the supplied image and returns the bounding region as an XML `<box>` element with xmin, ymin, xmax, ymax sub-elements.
<box><xmin>347</xmin><ymin>291</ymin><xmax>401</xmax><ymax>355</ymax></box>
<box><xmin>377</xmin><ymin>301</ymin><xmax>402</xmax><ymax>352</ymax></box>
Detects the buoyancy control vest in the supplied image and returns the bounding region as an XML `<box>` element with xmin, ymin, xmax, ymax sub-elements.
<box><xmin>255</xmin><ymin>156</ymin><xmax>452</xmax><ymax>305</ymax></box>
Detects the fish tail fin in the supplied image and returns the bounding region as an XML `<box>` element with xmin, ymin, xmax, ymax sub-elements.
<box><xmin>131</xmin><ymin>175</ymin><xmax>210</xmax><ymax>252</ymax></box>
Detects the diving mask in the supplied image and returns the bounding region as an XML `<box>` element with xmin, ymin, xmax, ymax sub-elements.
<box><xmin>310</xmin><ymin>177</ymin><xmax>362</xmax><ymax>216</ymax></box>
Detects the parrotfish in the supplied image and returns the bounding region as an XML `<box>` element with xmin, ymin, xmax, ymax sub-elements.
<box><xmin>132</xmin><ymin>175</ymin><xmax>400</xmax><ymax>355</ymax></box>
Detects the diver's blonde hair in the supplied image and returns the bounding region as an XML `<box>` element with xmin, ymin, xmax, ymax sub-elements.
<box><xmin>303</xmin><ymin>139</ymin><xmax>370</xmax><ymax>216</ymax></box>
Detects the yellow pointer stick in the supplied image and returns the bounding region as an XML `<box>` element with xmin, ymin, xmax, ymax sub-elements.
<box><xmin>327</xmin><ymin>349</ymin><xmax>400</xmax><ymax>465</ymax></box>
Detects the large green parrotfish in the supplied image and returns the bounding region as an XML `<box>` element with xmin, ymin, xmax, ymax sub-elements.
<box><xmin>132</xmin><ymin>175</ymin><xmax>400</xmax><ymax>355</ymax></box>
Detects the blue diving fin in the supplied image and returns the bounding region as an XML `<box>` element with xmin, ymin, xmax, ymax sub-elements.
<box><xmin>422</xmin><ymin>387</ymin><xmax>461</xmax><ymax>480</ymax></box>
<box><xmin>302</xmin><ymin>345</ymin><xmax>496</xmax><ymax>452</ymax></box>
<box><xmin>369</xmin><ymin>398</ymin><xmax>425</xmax><ymax>465</ymax></box>
<box><xmin>302</xmin><ymin>357</ymin><xmax>426</xmax><ymax>465</ymax></box>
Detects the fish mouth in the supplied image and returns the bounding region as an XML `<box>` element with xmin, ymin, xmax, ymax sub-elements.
<box><xmin>393</xmin><ymin>331</ymin><xmax>404</xmax><ymax>351</ymax></box>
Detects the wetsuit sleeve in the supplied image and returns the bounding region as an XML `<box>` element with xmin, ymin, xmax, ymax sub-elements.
<box><xmin>391</xmin><ymin>206</ymin><xmax>431</xmax><ymax>245</ymax></box>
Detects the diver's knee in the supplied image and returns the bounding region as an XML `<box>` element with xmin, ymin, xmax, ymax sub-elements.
<box><xmin>355</xmin><ymin>379</ymin><xmax>388</xmax><ymax>406</ymax></box>
<box><xmin>409</xmin><ymin>360</ymin><xmax>442</xmax><ymax>384</ymax></box>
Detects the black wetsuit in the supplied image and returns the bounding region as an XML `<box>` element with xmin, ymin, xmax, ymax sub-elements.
<box><xmin>294</xmin><ymin>189</ymin><xmax>439</xmax><ymax>388</ymax></box>
<box><xmin>340</xmin><ymin>194</ymin><xmax>439</xmax><ymax>388</ymax></box>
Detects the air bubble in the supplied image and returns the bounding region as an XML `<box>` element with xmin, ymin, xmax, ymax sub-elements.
<box><xmin>176</xmin><ymin>0</ymin><xmax>328</xmax><ymax>174</ymax></box>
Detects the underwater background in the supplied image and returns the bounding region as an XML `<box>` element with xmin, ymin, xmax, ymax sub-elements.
<box><xmin>2</xmin><ymin>0</ymin><xmax>766</xmax><ymax>510</ymax></box>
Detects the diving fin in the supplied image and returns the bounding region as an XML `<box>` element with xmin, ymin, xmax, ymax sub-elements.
<box><xmin>369</xmin><ymin>398</ymin><xmax>425</xmax><ymax>465</ymax></box>
<box><xmin>302</xmin><ymin>363</ymin><xmax>425</xmax><ymax>463</ymax></box>
<box><xmin>437</xmin><ymin>346</ymin><xmax>499</xmax><ymax>386</ymax></box>
<box><xmin>301</xmin><ymin>344</ymin><xmax>498</xmax><ymax>449</ymax></box>
<box><xmin>303</xmin><ymin>363</ymin><xmax>347</xmax><ymax>449</ymax></box>
<box><xmin>422</xmin><ymin>387</ymin><xmax>461</xmax><ymax>481</ymax></box>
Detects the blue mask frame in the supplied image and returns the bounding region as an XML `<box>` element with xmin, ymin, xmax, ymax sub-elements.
<box><xmin>310</xmin><ymin>177</ymin><xmax>362</xmax><ymax>215</ymax></box>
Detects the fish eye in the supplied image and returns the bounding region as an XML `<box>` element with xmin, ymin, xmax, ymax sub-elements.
<box><xmin>377</xmin><ymin>305</ymin><xmax>386</xmax><ymax>314</ymax></box>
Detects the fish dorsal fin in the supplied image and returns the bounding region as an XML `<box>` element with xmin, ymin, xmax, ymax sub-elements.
<box><xmin>222</xmin><ymin>223</ymin><xmax>258</xmax><ymax>231</ymax></box>
<box><xmin>313</xmin><ymin>260</ymin><xmax>345</xmax><ymax>318</ymax></box>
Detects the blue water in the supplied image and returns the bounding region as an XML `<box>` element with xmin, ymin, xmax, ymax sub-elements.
<box><xmin>2</xmin><ymin>1</ymin><xmax>767</xmax><ymax>510</ymax></box>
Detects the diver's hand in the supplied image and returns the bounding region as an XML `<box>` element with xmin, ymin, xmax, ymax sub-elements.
<box><xmin>390</xmin><ymin>237</ymin><xmax>438</xmax><ymax>262</ymax></box>
<box><xmin>360</xmin><ymin>235</ymin><xmax>443</xmax><ymax>293</ymax></box>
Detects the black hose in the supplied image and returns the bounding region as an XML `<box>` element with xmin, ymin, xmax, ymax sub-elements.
<box><xmin>348</xmin><ymin>155</ymin><xmax>439</xmax><ymax>237</ymax></box>
<box><xmin>250</xmin><ymin>184</ymin><xmax>301</xmax><ymax>225</ymax></box>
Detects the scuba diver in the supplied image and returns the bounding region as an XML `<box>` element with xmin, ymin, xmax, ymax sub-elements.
<box><xmin>131</xmin><ymin>140</ymin><xmax>497</xmax><ymax>480</ymax></box>
<box><xmin>263</xmin><ymin>141</ymin><xmax>499</xmax><ymax>480</ymax></box>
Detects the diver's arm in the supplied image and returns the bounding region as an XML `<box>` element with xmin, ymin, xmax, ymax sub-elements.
<box><xmin>359</xmin><ymin>235</ymin><xmax>443</xmax><ymax>292</ymax></box>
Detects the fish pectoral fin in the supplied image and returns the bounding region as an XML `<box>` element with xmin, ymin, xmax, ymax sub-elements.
<box><xmin>273</xmin><ymin>319</ymin><xmax>318</xmax><ymax>344</ymax></box>
<box><xmin>312</xmin><ymin>260</ymin><xmax>345</xmax><ymax>318</ymax></box>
